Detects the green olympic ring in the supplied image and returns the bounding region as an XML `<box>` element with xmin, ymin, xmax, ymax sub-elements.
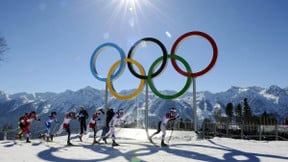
<box><xmin>147</xmin><ymin>54</ymin><xmax>192</xmax><ymax>99</ymax></box>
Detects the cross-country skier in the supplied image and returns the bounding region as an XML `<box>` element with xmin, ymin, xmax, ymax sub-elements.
<box><xmin>55</xmin><ymin>110</ymin><xmax>77</xmax><ymax>145</ymax></box>
<box><xmin>97</xmin><ymin>108</ymin><xmax>114</xmax><ymax>144</ymax></box>
<box><xmin>77</xmin><ymin>106</ymin><xmax>89</xmax><ymax>142</ymax></box>
<box><xmin>17</xmin><ymin>112</ymin><xmax>28</xmax><ymax>139</ymax></box>
<box><xmin>39</xmin><ymin>111</ymin><xmax>58</xmax><ymax>142</ymax></box>
<box><xmin>18</xmin><ymin>111</ymin><xmax>40</xmax><ymax>143</ymax></box>
<box><xmin>88</xmin><ymin>108</ymin><xmax>104</xmax><ymax>144</ymax></box>
<box><xmin>149</xmin><ymin>107</ymin><xmax>179</xmax><ymax>146</ymax></box>
<box><xmin>98</xmin><ymin>108</ymin><xmax>125</xmax><ymax>146</ymax></box>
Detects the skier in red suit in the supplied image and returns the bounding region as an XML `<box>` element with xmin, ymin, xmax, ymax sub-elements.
<box><xmin>149</xmin><ymin>107</ymin><xmax>179</xmax><ymax>146</ymax></box>
<box><xmin>18</xmin><ymin>111</ymin><xmax>40</xmax><ymax>143</ymax></box>
<box><xmin>88</xmin><ymin>108</ymin><xmax>104</xmax><ymax>144</ymax></box>
<box><xmin>55</xmin><ymin>111</ymin><xmax>77</xmax><ymax>145</ymax></box>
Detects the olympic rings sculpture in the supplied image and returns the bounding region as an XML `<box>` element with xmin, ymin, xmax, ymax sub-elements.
<box><xmin>90</xmin><ymin>31</ymin><xmax>218</xmax><ymax>100</ymax></box>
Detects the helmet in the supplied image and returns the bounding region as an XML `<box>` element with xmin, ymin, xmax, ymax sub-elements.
<box><xmin>70</xmin><ymin>111</ymin><xmax>76</xmax><ymax>116</ymax></box>
<box><xmin>30</xmin><ymin>111</ymin><xmax>37</xmax><ymax>117</ymax></box>
<box><xmin>118</xmin><ymin>108</ymin><xmax>124</xmax><ymax>113</ymax></box>
<box><xmin>170</xmin><ymin>108</ymin><xmax>176</xmax><ymax>113</ymax></box>
<box><xmin>30</xmin><ymin>111</ymin><xmax>36</xmax><ymax>115</ymax></box>
<box><xmin>117</xmin><ymin>109</ymin><xmax>124</xmax><ymax>116</ymax></box>
<box><xmin>96</xmin><ymin>108</ymin><xmax>102</xmax><ymax>114</ymax></box>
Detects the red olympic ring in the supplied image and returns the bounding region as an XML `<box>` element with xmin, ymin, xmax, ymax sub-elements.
<box><xmin>171</xmin><ymin>31</ymin><xmax>218</xmax><ymax>77</ymax></box>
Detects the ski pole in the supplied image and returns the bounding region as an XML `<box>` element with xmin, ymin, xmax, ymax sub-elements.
<box><xmin>167</xmin><ymin>121</ymin><xmax>175</xmax><ymax>144</ymax></box>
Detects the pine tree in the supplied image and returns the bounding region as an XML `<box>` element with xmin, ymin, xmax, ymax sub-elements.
<box><xmin>213</xmin><ymin>106</ymin><xmax>222</xmax><ymax>123</ymax></box>
<box><xmin>225</xmin><ymin>102</ymin><xmax>233</xmax><ymax>123</ymax></box>
<box><xmin>243</xmin><ymin>98</ymin><xmax>252</xmax><ymax>124</ymax></box>
<box><xmin>235</xmin><ymin>103</ymin><xmax>242</xmax><ymax>125</ymax></box>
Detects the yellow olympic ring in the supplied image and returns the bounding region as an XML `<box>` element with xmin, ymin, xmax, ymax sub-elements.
<box><xmin>107</xmin><ymin>58</ymin><xmax>145</xmax><ymax>100</ymax></box>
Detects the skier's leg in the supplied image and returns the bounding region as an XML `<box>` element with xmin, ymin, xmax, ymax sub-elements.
<box><xmin>25</xmin><ymin>128</ymin><xmax>31</xmax><ymax>143</ymax></box>
<box><xmin>161</xmin><ymin>123</ymin><xmax>168</xmax><ymax>146</ymax></box>
<box><xmin>98</xmin><ymin>126</ymin><xmax>111</xmax><ymax>144</ymax></box>
<box><xmin>92</xmin><ymin>127</ymin><xmax>98</xmax><ymax>143</ymax></box>
<box><xmin>66</xmin><ymin>127</ymin><xmax>72</xmax><ymax>145</ymax></box>
<box><xmin>45</xmin><ymin>126</ymin><xmax>51</xmax><ymax>141</ymax></box>
<box><xmin>93</xmin><ymin>127</ymin><xmax>96</xmax><ymax>138</ymax></box>
<box><xmin>110</xmin><ymin>127</ymin><xmax>115</xmax><ymax>140</ymax></box>
<box><xmin>97</xmin><ymin>127</ymin><xmax>104</xmax><ymax>142</ymax></box>
<box><xmin>83</xmin><ymin>120</ymin><xmax>87</xmax><ymax>134</ymax></box>
<box><xmin>80</xmin><ymin>120</ymin><xmax>84</xmax><ymax>135</ymax></box>
<box><xmin>111</xmin><ymin>127</ymin><xmax>119</xmax><ymax>146</ymax></box>
<box><xmin>18</xmin><ymin>128</ymin><xmax>24</xmax><ymax>139</ymax></box>
<box><xmin>150</xmin><ymin>121</ymin><xmax>161</xmax><ymax>138</ymax></box>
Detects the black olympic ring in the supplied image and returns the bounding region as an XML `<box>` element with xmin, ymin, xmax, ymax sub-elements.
<box><xmin>127</xmin><ymin>37</ymin><xmax>168</xmax><ymax>79</ymax></box>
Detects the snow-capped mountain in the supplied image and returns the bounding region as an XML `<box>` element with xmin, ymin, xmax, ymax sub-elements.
<box><xmin>0</xmin><ymin>85</ymin><xmax>287</xmax><ymax>130</ymax></box>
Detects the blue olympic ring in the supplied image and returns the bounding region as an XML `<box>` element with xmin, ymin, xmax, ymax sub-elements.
<box><xmin>90</xmin><ymin>42</ymin><xmax>125</xmax><ymax>82</ymax></box>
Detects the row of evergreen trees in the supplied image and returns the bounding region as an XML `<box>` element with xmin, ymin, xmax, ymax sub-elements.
<box><xmin>216</xmin><ymin>98</ymin><xmax>288</xmax><ymax>125</ymax></box>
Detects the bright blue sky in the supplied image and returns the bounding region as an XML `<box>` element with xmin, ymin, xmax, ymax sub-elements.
<box><xmin>0</xmin><ymin>0</ymin><xmax>287</xmax><ymax>94</ymax></box>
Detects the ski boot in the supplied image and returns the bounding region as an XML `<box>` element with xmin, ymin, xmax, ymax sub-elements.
<box><xmin>161</xmin><ymin>140</ymin><xmax>168</xmax><ymax>147</ymax></box>
<box><xmin>67</xmin><ymin>141</ymin><xmax>73</xmax><ymax>146</ymax></box>
<box><xmin>38</xmin><ymin>134</ymin><xmax>45</xmax><ymax>140</ymax></box>
<box><xmin>50</xmin><ymin>134</ymin><xmax>54</xmax><ymax>142</ymax></box>
<box><xmin>103</xmin><ymin>137</ymin><xmax>108</xmax><ymax>144</ymax></box>
<box><xmin>79</xmin><ymin>135</ymin><xmax>83</xmax><ymax>142</ymax></box>
<box><xmin>148</xmin><ymin>136</ymin><xmax>154</xmax><ymax>143</ymax></box>
<box><xmin>92</xmin><ymin>138</ymin><xmax>98</xmax><ymax>144</ymax></box>
<box><xmin>112</xmin><ymin>140</ymin><xmax>119</xmax><ymax>146</ymax></box>
<box><xmin>26</xmin><ymin>137</ymin><xmax>31</xmax><ymax>143</ymax></box>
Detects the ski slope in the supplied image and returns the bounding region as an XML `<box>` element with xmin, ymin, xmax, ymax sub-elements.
<box><xmin>0</xmin><ymin>128</ymin><xmax>288</xmax><ymax>162</ymax></box>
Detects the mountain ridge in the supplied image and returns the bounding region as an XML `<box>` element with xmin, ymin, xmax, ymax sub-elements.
<box><xmin>0</xmin><ymin>85</ymin><xmax>287</xmax><ymax>130</ymax></box>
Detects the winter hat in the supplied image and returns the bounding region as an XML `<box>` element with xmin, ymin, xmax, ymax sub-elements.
<box><xmin>170</xmin><ymin>107</ymin><xmax>177</xmax><ymax>113</ymax></box>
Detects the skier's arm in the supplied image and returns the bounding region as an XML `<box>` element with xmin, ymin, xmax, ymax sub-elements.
<box><xmin>34</xmin><ymin>115</ymin><xmax>41</xmax><ymax>121</ymax></box>
<box><xmin>169</xmin><ymin>114</ymin><xmax>180</xmax><ymax>121</ymax></box>
<box><xmin>55</xmin><ymin>118</ymin><xmax>59</xmax><ymax>123</ymax></box>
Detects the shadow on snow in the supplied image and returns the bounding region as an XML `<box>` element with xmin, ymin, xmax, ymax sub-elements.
<box><xmin>34</xmin><ymin>140</ymin><xmax>288</xmax><ymax>162</ymax></box>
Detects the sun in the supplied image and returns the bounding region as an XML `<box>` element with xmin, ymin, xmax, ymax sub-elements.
<box><xmin>104</xmin><ymin>0</ymin><xmax>150</xmax><ymax>30</ymax></box>
<box><xmin>119</xmin><ymin>0</ymin><xmax>142</xmax><ymax>16</ymax></box>
<box><xmin>101</xmin><ymin>0</ymin><xmax>161</xmax><ymax>39</ymax></box>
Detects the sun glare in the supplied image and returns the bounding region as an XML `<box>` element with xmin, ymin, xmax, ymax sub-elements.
<box><xmin>106</xmin><ymin>0</ymin><xmax>156</xmax><ymax>28</ymax></box>
<box><xmin>100</xmin><ymin>0</ymin><xmax>166</xmax><ymax>41</ymax></box>
<box><xmin>120</xmin><ymin>0</ymin><xmax>142</xmax><ymax>17</ymax></box>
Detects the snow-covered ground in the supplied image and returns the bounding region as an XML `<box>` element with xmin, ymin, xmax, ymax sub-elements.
<box><xmin>1</xmin><ymin>128</ymin><xmax>287</xmax><ymax>162</ymax></box>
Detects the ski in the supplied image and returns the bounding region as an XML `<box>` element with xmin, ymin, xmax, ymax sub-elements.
<box><xmin>80</xmin><ymin>132</ymin><xmax>90</xmax><ymax>142</ymax></box>
<box><xmin>148</xmin><ymin>138</ymin><xmax>160</xmax><ymax>147</ymax></box>
<box><xmin>194</xmin><ymin>130</ymin><xmax>204</xmax><ymax>139</ymax></box>
<box><xmin>66</xmin><ymin>142</ymin><xmax>75</xmax><ymax>146</ymax></box>
<box><xmin>149</xmin><ymin>137</ymin><xmax>172</xmax><ymax>147</ymax></box>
